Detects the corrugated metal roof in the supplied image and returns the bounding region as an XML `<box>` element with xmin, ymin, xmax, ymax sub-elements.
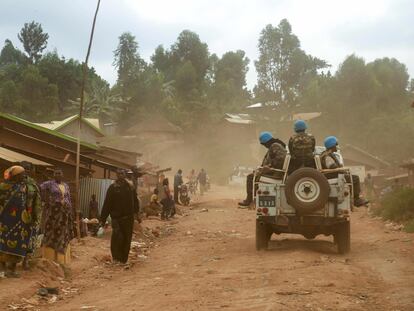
<box><xmin>35</xmin><ymin>115</ymin><xmax>103</xmax><ymax>136</ymax></box>
<box><xmin>0</xmin><ymin>147</ymin><xmax>52</xmax><ymax>166</ymax></box>
<box><xmin>246</xmin><ymin>101</ymin><xmax>281</xmax><ymax>109</ymax></box>
<box><xmin>224</xmin><ymin>113</ymin><xmax>255</xmax><ymax>124</ymax></box>
<box><xmin>225</xmin><ymin>118</ymin><xmax>255</xmax><ymax>125</ymax></box>
<box><xmin>0</xmin><ymin>112</ymin><xmax>98</xmax><ymax>150</ymax></box>
<box><xmin>292</xmin><ymin>112</ymin><xmax>322</xmax><ymax>121</ymax></box>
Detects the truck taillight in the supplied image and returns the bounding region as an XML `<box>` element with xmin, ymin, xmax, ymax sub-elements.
<box><xmin>257</xmin><ymin>208</ymin><xmax>262</xmax><ymax>212</ymax></box>
<box><xmin>257</xmin><ymin>190</ymin><xmax>262</xmax><ymax>195</ymax></box>
<box><xmin>262</xmin><ymin>207</ymin><xmax>269</xmax><ymax>214</ymax></box>
<box><xmin>263</xmin><ymin>191</ymin><xmax>269</xmax><ymax>195</ymax></box>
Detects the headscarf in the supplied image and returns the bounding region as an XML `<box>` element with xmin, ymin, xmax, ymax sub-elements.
<box><xmin>3</xmin><ymin>165</ymin><xmax>25</xmax><ymax>180</ymax></box>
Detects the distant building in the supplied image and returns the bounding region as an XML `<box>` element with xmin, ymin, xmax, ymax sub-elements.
<box><xmin>0</xmin><ymin>112</ymin><xmax>140</xmax><ymax>180</ymax></box>
<box><xmin>124</xmin><ymin>116</ymin><xmax>183</xmax><ymax>141</ymax></box>
<box><xmin>99</xmin><ymin>116</ymin><xmax>184</xmax><ymax>164</ymax></box>
<box><xmin>35</xmin><ymin>114</ymin><xmax>104</xmax><ymax>144</ymax></box>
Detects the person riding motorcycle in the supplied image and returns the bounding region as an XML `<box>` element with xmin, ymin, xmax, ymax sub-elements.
<box><xmin>288</xmin><ymin>120</ymin><xmax>316</xmax><ymax>173</ymax></box>
<box><xmin>239</xmin><ymin>132</ymin><xmax>287</xmax><ymax>207</ymax></box>
<box><xmin>320</xmin><ymin>136</ymin><xmax>369</xmax><ymax>207</ymax></box>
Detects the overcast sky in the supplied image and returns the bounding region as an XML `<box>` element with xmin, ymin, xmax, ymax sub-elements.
<box><xmin>1</xmin><ymin>0</ymin><xmax>413</xmax><ymax>89</ymax></box>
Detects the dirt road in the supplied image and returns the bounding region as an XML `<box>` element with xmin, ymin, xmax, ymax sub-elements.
<box><xmin>3</xmin><ymin>186</ymin><xmax>414</xmax><ymax>310</ymax></box>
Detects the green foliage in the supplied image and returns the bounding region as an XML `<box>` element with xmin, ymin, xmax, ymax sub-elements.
<box><xmin>208</xmin><ymin>50</ymin><xmax>251</xmax><ymax>115</ymax></box>
<box><xmin>113</xmin><ymin>32</ymin><xmax>145</xmax><ymax>88</ymax></box>
<box><xmin>37</xmin><ymin>52</ymin><xmax>83</xmax><ymax>111</ymax></box>
<box><xmin>19</xmin><ymin>65</ymin><xmax>59</xmax><ymax>120</ymax></box>
<box><xmin>18</xmin><ymin>21</ymin><xmax>49</xmax><ymax>63</ymax></box>
<box><xmin>375</xmin><ymin>188</ymin><xmax>414</xmax><ymax>227</ymax></box>
<box><xmin>1</xmin><ymin>17</ymin><xmax>411</xmax><ymax>162</ymax></box>
<box><xmin>298</xmin><ymin>53</ymin><xmax>413</xmax><ymax>161</ymax></box>
<box><xmin>0</xmin><ymin>20</ymin><xmax>108</xmax><ymax>123</ymax></box>
<box><xmin>254</xmin><ymin>19</ymin><xmax>328</xmax><ymax>106</ymax></box>
<box><xmin>0</xmin><ymin>39</ymin><xmax>27</xmax><ymax>65</ymax></box>
<box><xmin>404</xmin><ymin>219</ymin><xmax>414</xmax><ymax>233</ymax></box>
<box><xmin>171</xmin><ymin>30</ymin><xmax>210</xmax><ymax>86</ymax></box>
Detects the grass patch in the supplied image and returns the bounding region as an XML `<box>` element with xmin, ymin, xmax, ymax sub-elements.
<box><xmin>404</xmin><ymin>219</ymin><xmax>414</xmax><ymax>233</ymax></box>
<box><xmin>374</xmin><ymin>188</ymin><xmax>414</xmax><ymax>229</ymax></box>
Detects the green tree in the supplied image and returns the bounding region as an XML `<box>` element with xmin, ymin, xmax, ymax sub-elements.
<box><xmin>0</xmin><ymin>39</ymin><xmax>26</xmax><ymax>65</ymax></box>
<box><xmin>170</xmin><ymin>30</ymin><xmax>210</xmax><ymax>86</ymax></box>
<box><xmin>38</xmin><ymin>51</ymin><xmax>107</xmax><ymax>112</ymax></box>
<box><xmin>19</xmin><ymin>65</ymin><xmax>59</xmax><ymax>120</ymax></box>
<box><xmin>0</xmin><ymin>80</ymin><xmax>19</xmax><ymax>112</ymax></box>
<box><xmin>38</xmin><ymin>52</ymin><xmax>82</xmax><ymax>111</ymax></box>
<box><xmin>254</xmin><ymin>19</ymin><xmax>327</xmax><ymax>106</ymax></box>
<box><xmin>367</xmin><ymin>57</ymin><xmax>409</xmax><ymax>113</ymax></box>
<box><xmin>18</xmin><ymin>21</ymin><xmax>49</xmax><ymax>63</ymax></box>
<box><xmin>151</xmin><ymin>45</ymin><xmax>172</xmax><ymax>79</ymax></box>
<box><xmin>209</xmin><ymin>50</ymin><xmax>251</xmax><ymax>113</ymax></box>
<box><xmin>113</xmin><ymin>32</ymin><xmax>145</xmax><ymax>87</ymax></box>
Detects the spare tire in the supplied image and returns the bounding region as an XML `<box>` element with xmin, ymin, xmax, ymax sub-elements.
<box><xmin>285</xmin><ymin>167</ymin><xmax>330</xmax><ymax>215</ymax></box>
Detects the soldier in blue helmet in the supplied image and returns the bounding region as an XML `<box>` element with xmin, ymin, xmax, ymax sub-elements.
<box><xmin>239</xmin><ymin>132</ymin><xmax>286</xmax><ymax>207</ymax></box>
<box><xmin>288</xmin><ymin>120</ymin><xmax>316</xmax><ymax>172</ymax></box>
<box><xmin>321</xmin><ymin>136</ymin><xmax>369</xmax><ymax>207</ymax></box>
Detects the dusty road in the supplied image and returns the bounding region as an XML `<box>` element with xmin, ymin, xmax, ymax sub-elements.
<box><xmin>3</xmin><ymin>186</ymin><xmax>414</xmax><ymax>310</ymax></box>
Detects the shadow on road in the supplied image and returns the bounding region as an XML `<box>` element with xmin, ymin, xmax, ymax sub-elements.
<box><xmin>267</xmin><ymin>237</ymin><xmax>337</xmax><ymax>254</ymax></box>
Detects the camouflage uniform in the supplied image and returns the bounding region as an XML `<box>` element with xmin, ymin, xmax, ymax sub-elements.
<box><xmin>242</xmin><ymin>141</ymin><xmax>287</xmax><ymax>206</ymax></box>
<box><xmin>288</xmin><ymin>132</ymin><xmax>316</xmax><ymax>171</ymax></box>
<box><xmin>262</xmin><ymin>142</ymin><xmax>287</xmax><ymax>169</ymax></box>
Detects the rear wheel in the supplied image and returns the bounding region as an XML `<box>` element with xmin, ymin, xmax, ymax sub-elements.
<box><xmin>285</xmin><ymin>168</ymin><xmax>330</xmax><ymax>215</ymax></box>
<box><xmin>256</xmin><ymin>220</ymin><xmax>271</xmax><ymax>250</ymax></box>
<box><xmin>335</xmin><ymin>221</ymin><xmax>350</xmax><ymax>254</ymax></box>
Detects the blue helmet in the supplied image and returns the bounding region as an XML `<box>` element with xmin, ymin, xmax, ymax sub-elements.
<box><xmin>324</xmin><ymin>136</ymin><xmax>338</xmax><ymax>149</ymax></box>
<box><xmin>294</xmin><ymin>120</ymin><xmax>307</xmax><ymax>132</ymax></box>
<box><xmin>259</xmin><ymin>131</ymin><xmax>273</xmax><ymax>144</ymax></box>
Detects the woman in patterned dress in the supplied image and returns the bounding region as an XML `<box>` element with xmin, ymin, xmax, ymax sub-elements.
<box><xmin>40</xmin><ymin>168</ymin><xmax>74</xmax><ymax>265</ymax></box>
<box><xmin>0</xmin><ymin>166</ymin><xmax>40</xmax><ymax>278</ymax></box>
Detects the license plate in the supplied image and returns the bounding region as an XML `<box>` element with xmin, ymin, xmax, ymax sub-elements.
<box><xmin>258</xmin><ymin>196</ymin><xmax>276</xmax><ymax>207</ymax></box>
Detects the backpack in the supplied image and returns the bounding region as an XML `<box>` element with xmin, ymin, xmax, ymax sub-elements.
<box><xmin>290</xmin><ymin>133</ymin><xmax>315</xmax><ymax>160</ymax></box>
<box><xmin>263</xmin><ymin>142</ymin><xmax>287</xmax><ymax>169</ymax></box>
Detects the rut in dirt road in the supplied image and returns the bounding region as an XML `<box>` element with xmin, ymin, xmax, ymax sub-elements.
<box><xmin>38</xmin><ymin>189</ymin><xmax>414</xmax><ymax>311</ymax></box>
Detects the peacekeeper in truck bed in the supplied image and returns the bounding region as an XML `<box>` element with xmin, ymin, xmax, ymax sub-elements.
<box><xmin>239</xmin><ymin>131</ymin><xmax>287</xmax><ymax>207</ymax></box>
<box><xmin>321</xmin><ymin>136</ymin><xmax>369</xmax><ymax>207</ymax></box>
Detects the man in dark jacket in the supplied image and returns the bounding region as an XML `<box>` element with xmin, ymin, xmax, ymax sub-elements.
<box><xmin>197</xmin><ymin>169</ymin><xmax>208</xmax><ymax>195</ymax></box>
<box><xmin>174</xmin><ymin>169</ymin><xmax>184</xmax><ymax>204</ymax></box>
<box><xmin>100</xmin><ymin>169</ymin><xmax>139</xmax><ymax>264</ymax></box>
<box><xmin>239</xmin><ymin>132</ymin><xmax>286</xmax><ymax>207</ymax></box>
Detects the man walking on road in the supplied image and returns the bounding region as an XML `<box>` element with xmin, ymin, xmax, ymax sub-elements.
<box><xmin>197</xmin><ymin>169</ymin><xmax>207</xmax><ymax>195</ymax></box>
<box><xmin>174</xmin><ymin>169</ymin><xmax>183</xmax><ymax>205</ymax></box>
<box><xmin>100</xmin><ymin>169</ymin><xmax>139</xmax><ymax>264</ymax></box>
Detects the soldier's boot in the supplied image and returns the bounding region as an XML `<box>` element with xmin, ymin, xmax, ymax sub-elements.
<box><xmin>238</xmin><ymin>195</ymin><xmax>253</xmax><ymax>207</ymax></box>
<box><xmin>354</xmin><ymin>197</ymin><xmax>369</xmax><ymax>207</ymax></box>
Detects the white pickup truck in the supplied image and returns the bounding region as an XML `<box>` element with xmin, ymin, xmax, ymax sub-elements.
<box><xmin>255</xmin><ymin>150</ymin><xmax>353</xmax><ymax>254</ymax></box>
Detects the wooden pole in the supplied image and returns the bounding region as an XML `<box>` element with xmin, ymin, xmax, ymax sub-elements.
<box><xmin>75</xmin><ymin>0</ymin><xmax>101</xmax><ymax>238</ymax></box>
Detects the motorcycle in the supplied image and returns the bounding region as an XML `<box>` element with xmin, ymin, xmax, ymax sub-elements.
<box><xmin>179</xmin><ymin>183</ymin><xmax>191</xmax><ymax>206</ymax></box>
